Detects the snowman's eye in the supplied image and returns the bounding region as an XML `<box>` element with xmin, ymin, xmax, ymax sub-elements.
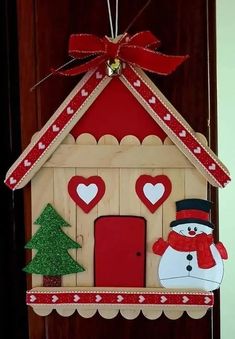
<box><xmin>194</xmin><ymin>227</ymin><xmax>198</xmax><ymax>231</ymax></box>
<box><xmin>187</xmin><ymin>227</ymin><xmax>191</xmax><ymax>231</ymax></box>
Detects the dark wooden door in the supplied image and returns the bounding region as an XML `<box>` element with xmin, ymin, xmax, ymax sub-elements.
<box><xmin>14</xmin><ymin>0</ymin><xmax>219</xmax><ymax>338</ymax></box>
<box><xmin>94</xmin><ymin>216</ymin><xmax>146</xmax><ymax>287</ymax></box>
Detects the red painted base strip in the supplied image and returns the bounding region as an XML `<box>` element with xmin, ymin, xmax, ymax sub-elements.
<box><xmin>26</xmin><ymin>290</ymin><xmax>214</xmax><ymax>307</ymax></box>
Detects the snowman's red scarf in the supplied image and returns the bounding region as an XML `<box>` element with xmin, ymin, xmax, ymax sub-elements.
<box><xmin>153</xmin><ymin>232</ymin><xmax>215</xmax><ymax>269</ymax></box>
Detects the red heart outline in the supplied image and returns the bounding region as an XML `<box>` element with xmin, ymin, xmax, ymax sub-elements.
<box><xmin>135</xmin><ymin>175</ymin><xmax>172</xmax><ymax>213</ymax></box>
<box><xmin>68</xmin><ymin>176</ymin><xmax>105</xmax><ymax>213</ymax></box>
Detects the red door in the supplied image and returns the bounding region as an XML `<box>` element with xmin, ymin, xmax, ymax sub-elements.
<box><xmin>94</xmin><ymin>216</ymin><xmax>146</xmax><ymax>287</ymax></box>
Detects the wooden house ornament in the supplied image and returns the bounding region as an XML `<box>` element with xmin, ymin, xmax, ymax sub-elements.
<box><xmin>5</xmin><ymin>32</ymin><xmax>230</xmax><ymax>320</ymax></box>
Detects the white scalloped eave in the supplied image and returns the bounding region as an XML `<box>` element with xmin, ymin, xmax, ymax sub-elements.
<box><xmin>31</xmin><ymin>306</ymin><xmax>208</xmax><ymax>319</ymax></box>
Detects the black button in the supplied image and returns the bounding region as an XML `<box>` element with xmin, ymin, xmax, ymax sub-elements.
<box><xmin>136</xmin><ymin>252</ymin><xmax>141</xmax><ymax>256</ymax></box>
<box><xmin>187</xmin><ymin>254</ymin><xmax>193</xmax><ymax>261</ymax></box>
<box><xmin>186</xmin><ymin>265</ymin><xmax>192</xmax><ymax>271</ymax></box>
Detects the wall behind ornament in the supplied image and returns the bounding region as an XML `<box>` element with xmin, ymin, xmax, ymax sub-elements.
<box><xmin>217</xmin><ymin>1</ymin><xmax>235</xmax><ymax>338</ymax></box>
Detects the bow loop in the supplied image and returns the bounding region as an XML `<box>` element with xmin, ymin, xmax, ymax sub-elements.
<box><xmin>128</xmin><ymin>31</ymin><xmax>161</xmax><ymax>49</ymax></box>
<box><xmin>69</xmin><ymin>34</ymin><xmax>106</xmax><ymax>59</ymax></box>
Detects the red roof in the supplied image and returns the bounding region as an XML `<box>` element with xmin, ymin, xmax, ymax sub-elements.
<box><xmin>5</xmin><ymin>64</ymin><xmax>231</xmax><ymax>190</ymax></box>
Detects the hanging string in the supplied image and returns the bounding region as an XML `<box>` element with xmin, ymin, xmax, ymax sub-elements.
<box><xmin>30</xmin><ymin>0</ymin><xmax>150</xmax><ymax>91</ymax></box>
<box><xmin>115</xmin><ymin>0</ymin><xmax>119</xmax><ymax>37</ymax></box>
<box><xmin>123</xmin><ymin>0</ymin><xmax>151</xmax><ymax>33</ymax></box>
<box><xmin>30</xmin><ymin>57</ymin><xmax>76</xmax><ymax>92</ymax></box>
<box><xmin>30</xmin><ymin>0</ymin><xmax>116</xmax><ymax>91</ymax></box>
<box><xmin>107</xmin><ymin>0</ymin><xmax>114</xmax><ymax>38</ymax></box>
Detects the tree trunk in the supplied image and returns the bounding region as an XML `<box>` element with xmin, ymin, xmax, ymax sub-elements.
<box><xmin>43</xmin><ymin>276</ymin><xmax>62</xmax><ymax>287</ymax></box>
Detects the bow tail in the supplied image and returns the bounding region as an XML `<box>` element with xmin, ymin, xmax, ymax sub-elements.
<box><xmin>120</xmin><ymin>46</ymin><xmax>189</xmax><ymax>75</ymax></box>
<box><xmin>54</xmin><ymin>55</ymin><xmax>106</xmax><ymax>76</ymax></box>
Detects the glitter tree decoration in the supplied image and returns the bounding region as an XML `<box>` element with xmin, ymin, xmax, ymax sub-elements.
<box><xmin>23</xmin><ymin>203</ymin><xmax>85</xmax><ymax>287</ymax></box>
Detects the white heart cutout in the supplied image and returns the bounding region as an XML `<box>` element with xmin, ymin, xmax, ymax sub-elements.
<box><xmin>10</xmin><ymin>177</ymin><xmax>17</xmax><ymax>185</ymax></box>
<box><xmin>139</xmin><ymin>295</ymin><xmax>145</xmax><ymax>303</ymax></box>
<box><xmin>143</xmin><ymin>183</ymin><xmax>165</xmax><ymax>205</ymax></box>
<box><xmin>30</xmin><ymin>295</ymin><xmax>37</xmax><ymax>303</ymax></box>
<box><xmin>74</xmin><ymin>294</ymin><xmax>80</xmax><ymax>302</ymax></box>
<box><xmin>52</xmin><ymin>295</ymin><xmax>59</xmax><ymax>303</ymax></box>
<box><xmin>76</xmin><ymin>184</ymin><xmax>98</xmax><ymax>204</ymax></box>
<box><xmin>182</xmin><ymin>296</ymin><xmax>189</xmax><ymax>303</ymax></box>
<box><xmin>163</xmin><ymin>113</ymin><xmax>171</xmax><ymax>121</ymax></box>
<box><xmin>117</xmin><ymin>295</ymin><xmax>124</xmax><ymax>303</ymax></box>
<box><xmin>204</xmin><ymin>296</ymin><xmax>211</xmax><ymax>304</ymax></box>
<box><xmin>95</xmin><ymin>294</ymin><xmax>102</xmax><ymax>302</ymax></box>
<box><xmin>160</xmin><ymin>296</ymin><xmax>167</xmax><ymax>303</ymax></box>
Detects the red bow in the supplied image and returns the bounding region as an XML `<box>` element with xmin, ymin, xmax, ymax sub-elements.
<box><xmin>57</xmin><ymin>31</ymin><xmax>188</xmax><ymax>76</ymax></box>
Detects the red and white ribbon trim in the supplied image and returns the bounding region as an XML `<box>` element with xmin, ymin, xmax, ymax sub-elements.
<box><xmin>5</xmin><ymin>68</ymin><xmax>106</xmax><ymax>190</ymax></box>
<box><xmin>122</xmin><ymin>66</ymin><xmax>231</xmax><ymax>188</ymax></box>
<box><xmin>26</xmin><ymin>290</ymin><xmax>214</xmax><ymax>307</ymax></box>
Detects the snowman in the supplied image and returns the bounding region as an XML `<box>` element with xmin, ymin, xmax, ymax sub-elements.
<box><xmin>153</xmin><ymin>198</ymin><xmax>228</xmax><ymax>291</ymax></box>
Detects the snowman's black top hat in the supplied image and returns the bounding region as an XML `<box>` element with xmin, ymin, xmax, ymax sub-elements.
<box><xmin>170</xmin><ymin>198</ymin><xmax>214</xmax><ymax>229</ymax></box>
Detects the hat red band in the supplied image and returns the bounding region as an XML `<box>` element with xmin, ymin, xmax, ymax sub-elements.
<box><xmin>176</xmin><ymin>209</ymin><xmax>209</xmax><ymax>221</ymax></box>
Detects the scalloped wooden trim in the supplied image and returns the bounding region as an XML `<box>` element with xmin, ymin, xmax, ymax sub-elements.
<box><xmin>62</xmin><ymin>134</ymin><xmax>75</xmax><ymax>144</ymax></box>
<box><xmin>98</xmin><ymin>134</ymin><xmax>119</xmax><ymax>145</ymax></box>
<box><xmin>164</xmin><ymin>309</ymin><xmax>184</xmax><ymax>320</ymax></box>
<box><xmin>120</xmin><ymin>135</ymin><xmax>140</xmax><ymax>145</ymax></box>
<box><xmin>195</xmin><ymin>133</ymin><xmax>208</xmax><ymax>146</ymax></box>
<box><xmin>120</xmin><ymin>309</ymin><xmax>140</xmax><ymax>319</ymax></box>
<box><xmin>48</xmin><ymin>132</ymin><xmax>207</xmax><ymax>147</ymax></box>
<box><xmin>56</xmin><ymin>306</ymin><xmax>76</xmax><ymax>317</ymax></box>
<box><xmin>61</xmin><ymin>133</ymin><xmax>208</xmax><ymax>146</ymax></box>
<box><xmin>187</xmin><ymin>308</ymin><xmax>208</xmax><ymax>319</ymax></box>
<box><xmin>31</xmin><ymin>132</ymin><xmax>39</xmax><ymax>143</ymax></box>
<box><xmin>32</xmin><ymin>306</ymin><xmax>52</xmax><ymax>316</ymax></box>
<box><xmin>78</xmin><ymin>309</ymin><xmax>97</xmax><ymax>318</ymax></box>
<box><xmin>66</xmin><ymin>133</ymin><xmax>208</xmax><ymax>146</ymax></box>
<box><xmin>142</xmin><ymin>308</ymin><xmax>162</xmax><ymax>319</ymax></box>
<box><xmin>31</xmin><ymin>306</ymin><xmax>210</xmax><ymax>320</ymax></box>
<box><xmin>142</xmin><ymin>135</ymin><xmax>162</xmax><ymax>145</ymax></box>
<box><xmin>164</xmin><ymin>136</ymin><xmax>174</xmax><ymax>145</ymax></box>
<box><xmin>76</xmin><ymin>133</ymin><xmax>97</xmax><ymax>145</ymax></box>
<box><xmin>98</xmin><ymin>309</ymin><xmax>119</xmax><ymax>319</ymax></box>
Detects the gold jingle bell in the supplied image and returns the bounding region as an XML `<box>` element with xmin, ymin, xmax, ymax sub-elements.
<box><xmin>106</xmin><ymin>58</ymin><xmax>122</xmax><ymax>77</ymax></box>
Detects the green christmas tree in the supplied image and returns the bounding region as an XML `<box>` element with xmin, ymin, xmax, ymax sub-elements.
<box><xmin>23</xmin><ymin>203</ymin><xmax>85</xmax><ymax>286</ymax></box>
